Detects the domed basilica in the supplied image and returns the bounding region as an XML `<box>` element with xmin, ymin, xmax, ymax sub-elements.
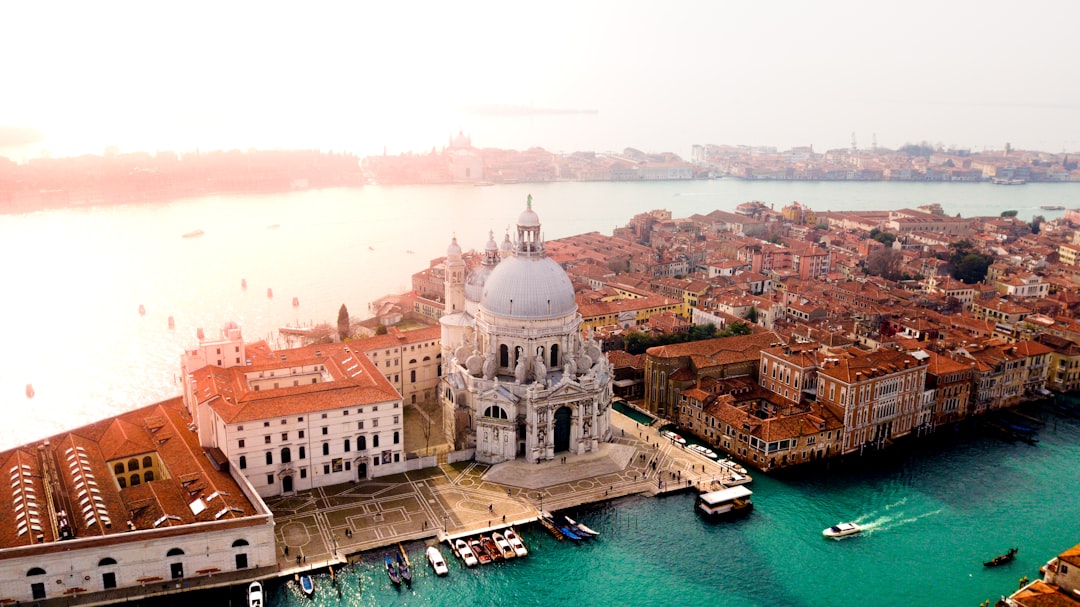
<box><xmin>439</xmin><ymin>195</ymin><xmax>614</xmax><ymax>464</ymax></box>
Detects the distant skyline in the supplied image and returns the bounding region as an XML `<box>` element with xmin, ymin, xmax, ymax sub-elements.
<box><xmin>3</xmin><ymin>0</ymin><xmax>1079</xmax><ymax>161</ymax></box>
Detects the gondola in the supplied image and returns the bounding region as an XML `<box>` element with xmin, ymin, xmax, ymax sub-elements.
<box><xmin>385</xmin><ymin>555</ymin><xmax>401</xmax><ymax>586</ymax></box>
<box><xmin>397</xmin><ymin>553</ymin><xmax>412</xmax><ymax>587</ymax></box>
<box><xmin>984</xmin><ymin>547</ymin><xmax>1018</xmax><ymax>567</ymax></box>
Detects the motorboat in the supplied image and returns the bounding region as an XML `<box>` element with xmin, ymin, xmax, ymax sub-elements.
<box><xmin>661</xmin><ymin>430</ymin><xmax>686</xmax><ymax>444</ymax></box>
<box><xmin>426</xmin><ymin>545</ymin><xmax>449</xmax><ymax>576</ymax></box>
<box><xmin>724</xmin><ymin>472</ymin><xmax>752</xmax><ymax>486</ymax></box>
<box><xmin>397</xmin><ymin>553</ymin><xmax>412</xmax><ymax>587</ymax></box>
<box><xmin>480</xmin><ymin>535</ymin><xmax>503</xmax><ymax>561</ymax></box>
<box><xmin>718</xmin><ymin>458</ymin><xmax>748</xmax><ymax>475</ymax></box>
<box><xmin>1040</xmin><ymin>205</ymin><xmax>1065</xmax><ymax>211</ymax></box>
<box><xmin>454</xmin><ymin>538</ymin><xmax>478</xmax><ymax>567</ymax></box>
<box><xmin>492</xmin><ymin>532</ymin><xmax>517</xmax><ymax>559</ymax></box>
<box><xmin>984</xmin><ymin>547</ymin><xmax>1018</xmax><ymax>567</ymax></box>
<box><xmin>689</xmin><ymin>444</ymin><xmax>718</xmax><ymax>459</ymax></box>
<box><xmin>384</xmin><ymin>555</ymin><xmax>401</xmax><ymax>586</ymax></box>
<box><xmin>504</xmin><ymin>528</ymin><xmax>529</xmax><ymax>557</ymax></box>
<box><xmin>564</xmin><ymin>515</ymin><xmax>600</xmax><ymax>537</ymax></box>
<box><xmin>469</xmin><ymin>538</ymin><xmax>492</xmax><ymax>564</ymax></box>
<box><xmin>299</xmin><ymin>574</ymin><xmax>315</xmax><ymax>597</ymax></box>
<box><xmin>696</xmin><ymin>485</ymin><xmax>753</xmax><ymax>519</ymax></box>
<box><xmin>823</xmin><ymin>522</ymin><xmax>862</xmax><ymax>539</ymax></box>
<box><xmin>247</xmin><ymin>581</ymin><xmax>263</xmax><ymax>607</ymax></box>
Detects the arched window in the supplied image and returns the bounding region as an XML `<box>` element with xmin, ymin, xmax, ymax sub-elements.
<box><xmin>239</xmin><ymin>455</ymin><xmax>247</xmax><ymax>469</ymax></box>
<box><xmin>166</xmin><ymin>548</ymin><xmax>184</xmax><ymax>557</ymax></box>
<box><xmin>130</xmin><ymin>474</ymin><xmax>140</xmax><ymax>486</ymax></box>
<box><xmin>373</xmin><ymin>435</ymin><xmax>380</xmax><ymax>448</ymax></box>
<box><xmin>423</xmin><ymin>356</ymin><xmax>431</xmax><ymax>361</ymax></box>
<box><xmin>265</xmin><ymin>452</ymin><xmax>273</xmax><ymax>465</ymax></box>
<box><xmin>393</xmin><ymin>431</ymin><xmax>400</xmax><ymax>444</ymax></box>
<box><xmin>113</xmin><ymin>463</ymin><xmax>124</xmax><ymax>475</ymax></box>
<box><xmin>118</xmin><ymin>476</ymin><xmax>126</xmax><ymax>489</ymax></box>
<box><xmin>322</xmin><ymin>443</ymin><xmax>329</xmax><ymax>456</ymax></box>
<box><xmin>127</xmin><ymin>458</ymin><xmax>139</xmax><ymax>471</ymax></box>
<box><xmin>551</xmin><ymin>344</ymin><xmax>559</xmax><ymax>368</ymax></box>
<box><xmin>232</xmin><ymin>539</ymin><xmax>249</xmax><ymax>547</ymax></box>
<box><xmin>27</xmin><ymin>567</ymin><xmax>46</xmax><ymax>576</ymax></box>
<box><xmin>358</xmin><ymin>436</ymin><xmax>366</xmax><ymax>450</ymax></box>
<box><xmin>98</xmin><ymin>558</ymin><xmax>117</xmax><ymax>567</ymax></box>
<box><xmin>281</xmin><ymin>448</ymin><xmax>291</xmax><ymax>464</ymax></box>
<box><xmin>409</xmin><ymin>359</ymin><xmax>417</xmax><ymax>364</ymax></box>
<box><xmin>483</xmin><ymin>406</ymin><xmax>508</xmax><ymax>419</ymax></box>
<box><xmin>143</xmin><ymin>471</ymin><xmax>154</xmax><ymax>482</ymax></box>
<box><xmin>499</xmin><ymin>344</ymin><xmax>509</xmax><ymax>367</ymax></box>
<box><xmin>142</xmin><ymin>456</ymin><xmax>152</xmax><ymax>469</ymax></box>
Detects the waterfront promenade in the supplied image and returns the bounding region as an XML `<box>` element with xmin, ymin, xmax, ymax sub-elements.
<box><xmin>264</xmin><ymin>409</ymin><xmax>739</xmax><ymax>577</ymax></box>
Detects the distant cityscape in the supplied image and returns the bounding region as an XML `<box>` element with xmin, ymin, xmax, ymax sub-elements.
<box><xmin>3</xmin><ymin>135</ymin><xmax>1078</xmax><ymax>214</ymax></box>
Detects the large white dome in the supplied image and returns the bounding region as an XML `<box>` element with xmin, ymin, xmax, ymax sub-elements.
<box><xmin>480</xmin><ymin>255</ymin><xmax>577</xmax><ymax>319</ymax></box>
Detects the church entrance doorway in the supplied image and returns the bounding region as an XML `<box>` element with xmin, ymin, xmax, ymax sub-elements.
<box><xmin>554</xmin><ymin>406</ymin><xmax>572</xmax><ymax>452</ymax></box>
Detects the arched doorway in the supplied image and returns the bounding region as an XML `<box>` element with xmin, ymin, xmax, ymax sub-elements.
<box><xmin>282</xmin><ymin>475</ymin><xmax>293</xmax><ymax>493</ymax></box>
<box><xmin>553</xmin><ymin>406</ymin><xmax>572</xmax><ymax>452</ymax></box>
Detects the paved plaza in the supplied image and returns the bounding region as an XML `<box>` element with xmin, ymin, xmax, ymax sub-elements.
<box><xmin>263</xmin><ymin>408</ymin><xmax>748</xmax><ymax>576</ymax></box>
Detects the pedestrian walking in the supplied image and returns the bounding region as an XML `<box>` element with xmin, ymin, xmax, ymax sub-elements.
<box><xmin>488</xmin><ymin>504</ymin><xmax>493</xmax><ymax>513</ymax></box>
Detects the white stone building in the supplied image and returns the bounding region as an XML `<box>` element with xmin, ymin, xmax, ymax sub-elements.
<box><xmin>439</xmin><ymin>196</ymin><xmax>614</xmax><ymax>464</ymax></box>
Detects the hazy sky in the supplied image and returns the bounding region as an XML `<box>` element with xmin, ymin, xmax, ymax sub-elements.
<box><xmin>3</xmin><ymin>0</ymin><xmax>1079</xmax><ymax>159</ymax></box>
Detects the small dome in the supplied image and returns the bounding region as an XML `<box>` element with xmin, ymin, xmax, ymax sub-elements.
<box><xmin>485</xmin><ymin>231</ymin><xmax>498</xmax><ymax>253</ymax></box>
<box><xmin>480</xmin><ymin>255</ymin><xmax>577</xmax><ymax>319</ymax></box>
<box><xmin>500</xmin><ymin>232</ymin><xmax>513</xmax><ymax>254</ymax></box>
<box><xmin>518</xmin><ymin>207</ymin><xmax>540</xmax><ymax>228</ymax></box>
<box><xmin>447</xmin><ymin>236</ymin><xmax>462</xmax><ymax>257</ymax></box>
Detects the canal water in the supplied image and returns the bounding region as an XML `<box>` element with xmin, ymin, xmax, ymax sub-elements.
<box><xmin>177</xmin><ymin>401</ymin><xmax>1080</xmax><ymax>607</ymax></box>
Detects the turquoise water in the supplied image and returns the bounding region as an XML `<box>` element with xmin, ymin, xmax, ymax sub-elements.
<box><xmin>612</xmin><ymin>401</ymin><xmax>654</xmax><ymax>426</ymax></box>
<box><xmin>232</xmin><ymin>404</ymin><xmax>1080</xmax><ymax>607</ymax></box>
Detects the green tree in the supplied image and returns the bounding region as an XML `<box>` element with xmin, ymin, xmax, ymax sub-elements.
<box><xmin>745</xmin><ymin>307</ymin><xmax>759</xmax><ymax>323</ymax></box>
<box><xmin>1000</xmin><ymin>210</ymin><xmax>1018</xmax><ymax>217</ymax></box>
<box><xmin>337</xmin><ymin>304</ymin><xmax>350</xmax><ymax>341</ymax></box>
<box><xmin>954</xmin><ymin>252</ymin><xmax>993</xmax><ymax>284</ymax></box>
<box><xmin>871</xmin><ymin>231</ymin><xmax>897</xmax><ymax>248</ymax></box>
<box><xmin>718</xmin><ymin>321</ymin><xmax>752</xmax><ymax>337</ymax></box>
<box><xmin>1030</xmin><ymin>215</ymin><xmax>1044</xmax><ymax>234</ymax></box>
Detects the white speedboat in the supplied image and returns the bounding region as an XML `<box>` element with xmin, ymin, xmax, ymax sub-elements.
<box><xmin>689</xmin><ymin>444</ymin><xmax>718</xmax><ymax>459</ymax></box>
<box><xmin>504</xmin><ymin>528</ymin><xmax>529</xmax><ymax>557</ymax></box>
<box><xmin>454</xmin><ymin>538</ymin><xmax>478</xmax><ymax>567</ymax></box>
<box><xmin>426</xmin><ymin>545</ymin><xmax>449</xmax><ymax>576</ymax></box>
<box><xmin>247</xmin><ymin>581</ymin><xmax>263</xmax><ymax>607</ymax></box>
<box><xmin>719</xmin><ymin>458</ymin><xmax>747</xmax><ymax>475</ymax></box>
<box><xmin>823</xmin><ymin>522</ymin><xmax>862</xmax><ymax>539</ymax></box>
<box><xmin>492</xmin><ymin>532</ymin><xmax>517</xmax><ymax>559</ymax></box>
<box><xmin>662</xmin><ymin>430</ymin><xmax>686</xmax><ymax>444</ymax></box>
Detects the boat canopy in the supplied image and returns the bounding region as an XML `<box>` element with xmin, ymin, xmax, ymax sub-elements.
<box><xmin>699</xmin><ymin>485</ymin><xmax>752</xmax><ymax>505</ymax></box>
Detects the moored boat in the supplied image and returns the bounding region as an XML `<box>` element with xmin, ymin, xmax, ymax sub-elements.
<box><xmin>661</xmin><ymin>430</ymin><xmax>686</xmax><ymax>444</ymax></box>
<box><xmin>564</xmin><ymin>515</ymin><xmax>600</xmax><ymax>537</ymax></box>
<box><xmin>689</xmin><ymin>444</ymin><xmax>718</xmax><ymax>459</ymax></box>
<box><xmin>397</xmin><ymin>553</ymin><xmax>412</xmax><ymax>587</ymax></box>
<box><xmin>384</xmin><ymin>555</ymin><xmax>401</xmax><ymax>586</ymax></box>
<box><xmin>248</xmin><ymin>581</ymin><xmax>263</xmax><ymax>607</ymax></box>
<box><xmin>493</xmin><ymin>532</ymin><xmax>516</xmax><ymax>559</ymax></box>
<box><xmin>1040</xmin><ymin>205</ymin><xmax>1065</xmax><ymax>210</ymax></box>
<box><xmin>480</xmin><ymin>535</ymin><xmax>503</xmax><ymax>560</ymax></box>
<box><xmin>984</xmin><ymin>547</ymin><xmax>1018</xmax><ymax>567</ymax></box>
<box><xmin>697</xmin><ymin>485</ymin><xmax>753</xmax><ymax>519</ymax></box>
<box><xmin>454</xmin><ymin>538</ymin><xmax>479</xmax><ymax>566</ymax></box>
<box><xmin>504</xmin><ymin>528</ymin><xmax>529</xmax><ymax>557</ymax></box>
<box><xmin>718</xmin><ymin>458</ymin><xmax>748</xmax><ymax>475</ymax></box>
<box><xmin>470</xmin><ymin>537</ymin><xmax>492</xmax><ymax>564</ymax></box>
<box><xmin>823</xmin><ymin>522</ymin><xmax>862</xmax><ymax>539</ymax></box>
<box><xmin>426</xmin><ymin>545</ymin><xmax>449</xmax><ymax>576</ymax></box>
<box><xmin>299</xmin><ymin>574</ymin><xmax>314</xmax><ymax>597</ymax></box>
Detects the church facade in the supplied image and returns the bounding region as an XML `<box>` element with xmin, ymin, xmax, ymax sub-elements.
<box><xmin>439</xmin><ymin>196</ymin><xmax>614</xmax><ymax>464</ymax></box>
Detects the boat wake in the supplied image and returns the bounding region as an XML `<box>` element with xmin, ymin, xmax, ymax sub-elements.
<box><xmin>861</xmin><ymin>508</ymin><xmax>943</xmax><ymax>535</ymax></box>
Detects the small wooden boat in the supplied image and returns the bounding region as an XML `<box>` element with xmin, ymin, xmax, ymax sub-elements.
<box><xmin>564</xmin><ymin>515</ymin><xmax>600</xmax><ymax>537</ymax></box>
<box><xmin>504</xmin><ymin>528</ymin><xmax>528</xmax><ymax>557</ymax></box>
<box><xmin>397</xmin><ymin>554</ymin><xmax>411</xmax><ymax>587</ymax></box>
<box><xmin>539</xmin><ymin>516</ymin><xmax>566</xmax><ymax>540</ymax></box>
<box><xmin>984</xmin><ymin>547</ymin><xmax>1018</xmax><ymax>567</ymax></box>
<box><xmin>823</xmin><ymin>522</ymin><xmax>862</xmax><ymax>539</ymax></box>
<box><xmin>480</xmin><ymin>535</ymin><xmax>502</xmax><ymax>561</ymax></box>
<box><xmin>469</xmin><ymin>538</ymin><xmax>491</xmax><ymax>564</ymax></box>
<box><xmin>247</xmin><ymin>581</ymin><xmax>263</xmax><ymax>607</ymax></box>
<box><xmin>545</xmin><ymin>516</ymin><xmax>583</xmax><ymax>541</ymax></box>
<box><xmin>454</xmin><ymin>538</ymin><xmax>478</xmax><ymax>567</ymax></box>
<box><xmin>384</xmin><ymin>555</ymin><xmax>401</xmax><ymax>586</ymax></box>
<box><xmin>299</xmin><ymin>574</ymin><xmax>314</xmax><ymax>597</ymax></box>
<box><xmin>492</xmin><ymin>532</ymin><xmax>516</xmax><ymax>559</ymax></box>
